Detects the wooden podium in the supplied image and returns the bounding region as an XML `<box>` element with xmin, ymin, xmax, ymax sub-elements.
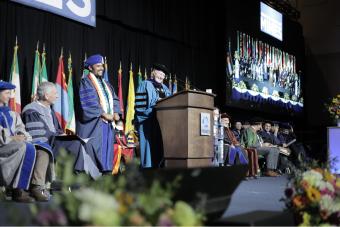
<box><xmin>155</xmin><ymin>90</ymin><xmax>215</xmax><ymax>168</ymax></box>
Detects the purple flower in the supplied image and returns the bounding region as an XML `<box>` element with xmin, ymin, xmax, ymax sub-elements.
<box><xmin>157</xmin><ymin>215</ymin><xmax>174</xmax><ymax>226</ymax></box>
<box><xmin>35</xmin><ymin>209</ymin><xmax>67</xmax><ymax>226</ymax></box>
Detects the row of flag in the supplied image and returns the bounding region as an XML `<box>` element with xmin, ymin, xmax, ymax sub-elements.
<box><xmin>7</xmin><ymin>40</ymin><xmax>76</xmax><ymax>134</ymax></box>
<box><xmin>6</xmin><ymin>39</ymin><xmax>179</xmax><ymax>137</ymax></box>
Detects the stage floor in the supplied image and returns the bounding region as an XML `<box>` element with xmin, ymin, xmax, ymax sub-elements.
<box><xmin>214</xmin><ymin>175</ymin><xmax>295</xmax><ymax>226</ymax></box>
<box><xmin>223</xmin><ymin>175</ymin><xmax>288</xmax><ymax>217</ymax></box>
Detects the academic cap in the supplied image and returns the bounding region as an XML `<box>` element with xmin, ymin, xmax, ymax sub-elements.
<box><xmin>84</xmin><ymin>54</ymin><xmax>104</xmax><ymax>68</ymax></box>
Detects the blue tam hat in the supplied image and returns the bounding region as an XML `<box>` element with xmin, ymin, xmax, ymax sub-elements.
<box><xmin>84</xmin><ymin>54</ymin><xmax>104</xmax><ymax>68</ymax></box>
<box><xmin>0</xmin><ymin>80</ymin><xmax>16</xmax><ymax>90</ymax></box>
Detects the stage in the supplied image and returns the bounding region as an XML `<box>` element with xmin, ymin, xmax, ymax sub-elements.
<box><xmin>0</xmin><ymin>174</ymin><xmax>295</xmax><ymax>226</ymax></box>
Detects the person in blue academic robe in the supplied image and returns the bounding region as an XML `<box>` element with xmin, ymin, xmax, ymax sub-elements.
<box><xmin>0</xmin><ymin>81</ymin><xmax>53</xmax><ymax>202</ymax></box>
<box><xmin>77</xmin><ymin>54</ymin><xmax>121</xmax><ymax>173</ymax></box>
<box><xmin>135</xmin><ymin>63</ymin><xmax>171</xmax><ymax>168</ymax></box>
<box><xmin>22</xmin><ymin>82</ymin><xmax>101</xmax><ymax>179</ymax></box>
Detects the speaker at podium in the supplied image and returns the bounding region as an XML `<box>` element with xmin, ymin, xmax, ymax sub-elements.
<box><xmin>155</xmin><ymin>90</ymin><xmax>216</xmax><ymax>168</ymax></box>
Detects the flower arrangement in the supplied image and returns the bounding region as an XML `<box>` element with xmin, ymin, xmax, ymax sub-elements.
<box><xmin>251</xmin><ymin>83</ymin><xmax>259</xmax><ymax>92</ymax></box>
<box><xmin>325</xmin><ymin>94</ymin><xmax>340</xmax><ymax>122</ymax></box>
<box><xmin>17</xmin><ymin>151</ymin><xmax>205</xmax><ymax>226</ymax></box>
<box><xmin>272</xmin><ymin>90</ymin><xmax>280</xmax><ymax>97</ymax></box>
<box><xmin>284</xmin><ymin>93</ymin><xmax>290</xmax><ymax>100</ymax></box>
<box><xmin>283</xmin><ymin>168</ymin><xmax>340</xmax><ymax>226</ymax></box>
<box><xmin>261</xmin><ymin>86</ymin><xmax>269</xmax><ymax>95</ymax></box>
<box><xmin>291</xmin><ymin>95</ymin><xmax>298</xmax><ymax>102</ymax></box>
<box><xmin>237</xmin><ymin>80</ymin><xmax>247</xmax><ymax>90</ymax></box>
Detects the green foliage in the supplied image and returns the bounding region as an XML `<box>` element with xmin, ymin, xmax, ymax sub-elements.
<box><xmin>30</xmin><ymin>150</ymin><xmax>204</xmax><ymax>226</ymax></box>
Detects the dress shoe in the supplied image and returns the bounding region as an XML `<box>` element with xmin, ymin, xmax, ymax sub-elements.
<box><xmin>264</xmin><ymin>170</ymin><xmax>280</xmax><ymax>177</ymax></box>
<box><xmin>30</xmin><ymin>185</ymin><xmax>50</xmax><ymax>202</ymax></box>
<box><xmin>5</xmin><ymin>187</ymin><xmax>12</xmax><ymax>198</ymax></box>
<box><xmin>12</xmin><ymin>189</ymin><xmax>35</xmax><ymax>203</ymax></box>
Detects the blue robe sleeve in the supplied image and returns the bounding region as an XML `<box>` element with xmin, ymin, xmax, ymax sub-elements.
<box><xmin>162</xmin><ymin>84</ymin><xmax>172</xmax><ymax>97</ymax></box>
<box><xmin>79</xmin><ymin>77</ymin><xmax>104</xmax><ymax>122</ymax></box>
<box><xmin>135</xmin><ymin>81</ymin><xmax>156</xmax><ymax>123</ymax></box>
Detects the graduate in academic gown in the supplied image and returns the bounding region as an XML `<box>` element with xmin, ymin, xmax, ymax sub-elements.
<box><xmin>135</xmin><ymin>64</ymin><xmax>171</xmax><ymax>168</ymax></box>
<box><xmin>77</xmin><ymin>54</ymin><xmax>121</xmax><ymax>173</ymax></box>
<box><xmin>0</xmin><ymin>81</ymin><xmax>53</xmax><ymax>202</ymax></box>
<box><xmin>22</xmin><ymin>82</ymin><xmax>101</xmax><ymax>179</ymax></box>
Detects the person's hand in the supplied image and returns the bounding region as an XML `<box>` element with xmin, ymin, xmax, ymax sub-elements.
<box><xmin>273</xmin><ymin>126</ymin><xmax>279</xmax><ymax>134</ymax></box>
<box><xmin>263</xmin><ymin>142</ymin><xmax>271</xmax><ymax>147</ymax></box>
<box><xmin>283</xmin><ymin>143</ymin><xmax>288</xmax><ymax>148</ymax></box>
<box><xmin>230</xmin><ymin>144</ymin><xmax>235</xmax><ymax>149</ymax></box>
<box><xmin>11</xmin><ymin>135</ymin><xmax>26</xmax><ymax>142</ymax></box>
<box><xmin>101</xmin><ymin>113</ymin><xmax>114</xmax><ymax>121</ymax></box>
<box><xmin>113</xmin><ymin>113</ymin><xmax>120</xmax><ymax>121</ymax></box>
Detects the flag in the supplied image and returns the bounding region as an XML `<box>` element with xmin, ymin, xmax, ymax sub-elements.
<box><xmin>9</xmin><ymin>38</ymin><xmax>21</xmax><ymax>113</ymax></box>
<box><xmin>117</xmin><ymin>61</ymin><xmax>124</xmax><ymax>119</ymax></box>
<box><xmin>82</xmin><ymin>53</ymin><xmax>89</xmax><ymax>78</ymax></box>
<box><xmin>31</xmin><ymin>41</ymin><xmax>40</xmax><ymax>101</ymax></box>
<box><xmin>226</xmin><ymin>39</ymin><xmax>233</xmax><ymax>77</ymax></box>
<box><xmin>168</xmin><ymin>73</ymin><xmax>172</xmax><ymax>95</ymax></box>
<box><xmin>124</xmin><ymin>63</ymin><xmax>135</xmax><ymax>135</ymax></box>
<box><xmin>39</xmin><ymin>44</ymin><xmax>48</xmax><ymax>83</ymax></box>
<box><xmin>103</xmin><ymin>56</ymin><xmax>109</xmax><ymax>82</ymax></box>
<box><xmin>54</xmin><ymin>49</ymin><xmax>69</xmax><ymax>131</ymax></box>
<box><xmin>66</xmin><ymin>53</ymin><xmax>75</xmax><ymax>134</ymax></box>
<box><xmin>137</xmin><ymin>66</ymin><xmax>143</xmax><ymax>87</ymax></box>
<box><xmin>112</xmin><ymin>144</ymin><xmax>122</xmax><ymax>175</ymax></box>
<box><xmin>172</xmin><ymin>74</ymin><xmax>177</xmax><ymax>94</ymax></box>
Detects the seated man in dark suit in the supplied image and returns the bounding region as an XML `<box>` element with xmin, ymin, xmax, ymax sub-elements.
<box><xmin>258</xmin><ymin>121</ymin><xmax>277</xmax><ymax>145</ymax></box>
<box><xmin>259</xmin><ymin>121</ymin><xmax>294</xmax><ymax>173</ymax></box>
<box><xmin>232</xmin><ymin>120</ymin><xmax>243</xmax><ymax>143</ymax></box>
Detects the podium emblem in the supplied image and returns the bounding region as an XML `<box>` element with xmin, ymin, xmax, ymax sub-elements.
<box><xmin>200</xmin><ymin>113</ymin><xmax>211</xmax><ymax>136</ymax></box>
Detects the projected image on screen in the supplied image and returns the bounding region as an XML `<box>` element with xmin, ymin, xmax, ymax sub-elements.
<box><xmin>328</xmin><ymin>127</ymin><xmax>340</xmax><ymax>174</ymax></box>
<box><xmin>260</xmin><ymin>2</ymin><xmax>282</xmax><ymax>41</ymax></box>
<box><xmin>226</xmin><ymin>31</ymin><xmax>303</xmax><ymax>112</ymax></box>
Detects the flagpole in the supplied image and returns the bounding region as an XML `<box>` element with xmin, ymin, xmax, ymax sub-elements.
<box><xmin>60</xmin><ymin>47</ymin><xmax>63</xmax><ymax>58</ymax></box>
<box><xmin>144</xmin><ymin>68</ymin><xmax>147</xmax><ymax>80</ymax></box>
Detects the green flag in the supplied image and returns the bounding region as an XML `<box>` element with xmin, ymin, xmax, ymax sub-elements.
<box><xmin>31</xmin><ymin>41</ymin><xmax>40</xmax><ymax>101</ymax></box>
<box><xmin>82</xmin><ymin>52</ymin><xmax>89</xmax><ymax>78</ymax></box>
<box><xmin>66</xmin><ymin>53</ymin><xmax>76</xmax><ymax>134</ymax></box>
<box><xmin>137</xmin><ymin>66</ymin><xmax>143</xmax><ymax>87</ymax></box>
<box><xmin>39</xmin><ymin>44</ymin><xmax>48</xmax><ymax>83</ymax></box>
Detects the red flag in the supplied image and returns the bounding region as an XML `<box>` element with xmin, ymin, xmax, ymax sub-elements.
<box><xmin>9</xmin><ymin>39</ymin><xmax>21</xmax><ymax>113</ymax></box>
<box><xmin>118</xmin><ymin>61</ymin><xmax>124</xmax><ymax>119</ymax></box>
<box><xmin>54</xmin><ymin>50</ymin><xmax>69</xmax><ymax>130</ymax></box>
